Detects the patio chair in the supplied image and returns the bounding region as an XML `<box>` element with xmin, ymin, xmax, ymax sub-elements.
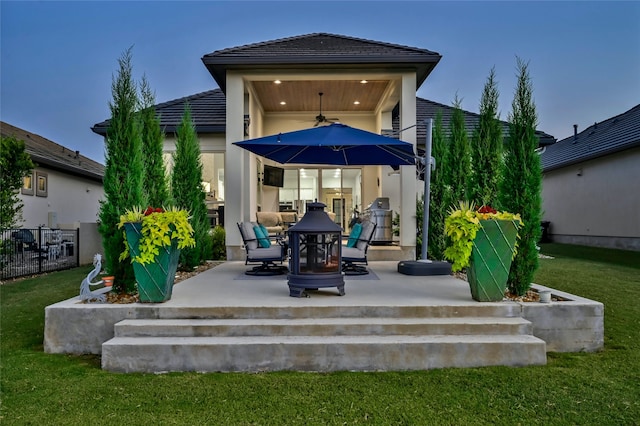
<box><xmin>255</xmin><ymin>211</ymin><xmax>284</xmax><ymax>235</ymax></box>
<box><xmin>341</xmin><ymin>220</ymin><xmax>377</xmax><ymax>275</ymax></box>
<box><xmin>11</xmin><ymin>229</ymin><xmax>48</xmax><ymax>260</ymax></box>
<box><xmin>237</xmin><ymin>222</ymin><xmax>288</xmax><ymax>276</ymax></box>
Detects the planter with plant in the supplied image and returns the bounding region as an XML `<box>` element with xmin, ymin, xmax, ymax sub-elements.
<box><xmin>444</xmin><ymin>202</ymin><xmax>523</xmax><ymax>302</ymax></box>
<box><xmin>118</xmin><ymin>206</ymin><xmax>195</xmax><ymax>302</ymax></box>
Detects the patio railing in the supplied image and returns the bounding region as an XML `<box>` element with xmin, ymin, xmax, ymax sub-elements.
<box><xmin>0</xmin><ymin>227</ymin><xmax>80</xmax><ymax>281</ymax></box>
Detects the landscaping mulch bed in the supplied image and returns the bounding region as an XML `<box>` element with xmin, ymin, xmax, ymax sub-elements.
<box><xmin>105</xmin><ymin>260</ymin><xmax>224</xmax><ymax>304</ymax></box>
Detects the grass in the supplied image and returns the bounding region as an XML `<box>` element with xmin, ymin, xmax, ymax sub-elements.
<box><xmin>1</xmin><ymin>243</ymin><xmax>639</xmax><ymax>425</ymax></box>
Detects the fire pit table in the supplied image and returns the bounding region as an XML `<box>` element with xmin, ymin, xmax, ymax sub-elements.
<box><xmin>287</xmin><ymin>202</ymin><xmax>344</xmax><ymax>297</ymax></box>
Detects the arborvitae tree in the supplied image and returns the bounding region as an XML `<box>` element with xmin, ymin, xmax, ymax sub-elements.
<box><xmin>99</xmin><ymin>47</ymin><xmax>144</xmax><ymax>293</ymax></box>
<box><xmin>171</xmin><ymin>104</ymin><xmax>209</xmax><ymax>270</ymax></box>
<box><xmin>499</xmin><ymin>57</ymin><xmax>542</xmax><ymax>296</ymax></box>
<box><xmin>0</xmin><ymin>136</ymin><xmax>34</xmax><ymax>229</ymax></box>
<box><xmin>444</xmin><ymin>95</ymin><xmax>471</xmax><ymax>208</ymax></box>
<box><xmin>469</xmin><ymin>67</ymin><xmax>503</xmax><ymax>207</ymax></box>
<box><xmin>139</xmin><ymin>75</ymin><xmax>170</xmax><ymax>207</ymax></box>
<box><xmin>427</xmin><ymin>112</ymin><xmax>449</xmax><ymax>260</ymax></box>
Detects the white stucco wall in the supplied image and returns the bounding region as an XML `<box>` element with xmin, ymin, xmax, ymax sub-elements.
<box><xmin>18</xmin><ymin>167</ymin><xmax>104</xmax><ymax>229</ymax></box>
<box><xmin>541</xmin><ymin>147</ymin><xmax>640</xmax><ymax>251</ymax></box>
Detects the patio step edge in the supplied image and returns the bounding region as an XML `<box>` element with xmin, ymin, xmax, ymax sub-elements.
<box><xmin>101</xmin><ymin>334</ymin><xmax>547</xmax><ymax>373</ymax></box>
<box><xmin>113</xmin><ymin>317</ymin><xmax>533</xmax><ymax>338</ymax></box>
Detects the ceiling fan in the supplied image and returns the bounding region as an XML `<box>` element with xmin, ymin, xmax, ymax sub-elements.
<box><xmin>313</xmin><ymin>92</ymin><xmax>339</xmax><ymax>127</ymax></box>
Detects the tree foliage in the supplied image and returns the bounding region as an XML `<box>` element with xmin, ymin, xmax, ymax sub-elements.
<box><xmin>98</xmin><ymin>47</ymin><xmax>145</xmax><ymax>293</ymax></box>
<box><xmin>0</xmin><ymin>136</ymin><xmax>34</xmax><ymax>229</ymax></box>
<box><xmin>499</xmin><ymin>57</ymin><xmax>542</xmax><ymax>296</ymax></box>
<box><xmin>171</xmin><ymin>104</ymin><xmax>209</xmax><ymax>270</ymax></box>
<box><xmin>426</xmin><ymin>112</ymin><xmax>449</xmax><ymax>260</ymax></box>
<box><xmin>469</xmin><ymin>68</ymin><xmax>503</xmax><ymax>207</ymax></box>
<box><xmin>139</xmin><ymin>75</ymin><xmax>170</xmax><ymax>208</ymax></box>
<box><xmin>444</xmin><ymin>95</ymin><xmax>471</xmax><ymax>209</ymax></box>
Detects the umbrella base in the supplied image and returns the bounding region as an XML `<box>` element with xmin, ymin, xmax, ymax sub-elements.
<box><xmin>397</xmin><ymin>260</ymin><xmax>452</xmax><ymax>276</ymax></box>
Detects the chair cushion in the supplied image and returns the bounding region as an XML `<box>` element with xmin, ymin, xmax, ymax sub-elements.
<box><xmin>240</xmin><ymin>222</ymin><xmax>258</xmax><ymax>250</ymax></box>
<box><xmin>356</xmin><ymin>221</ymin><xmax>375</xmax><ymax>250</ymax></box>
<box><xmin>346</xmin><ymin>223</ymin><xmax>362</xmax><ymax>248</ymax></box>
<box><xmin>342</xmin><ymin>245</ymin><xmax>364</xmax><ymax>261</ymax></box>
<box><xmin>258</xmin><ymin>223</ymin><xmax>269</xmax><ymax>238</ymax></box>
<box><xmin>253</xmin><ymin>225</ymin><xmax>271</xmax><ymax>248</ymax></box>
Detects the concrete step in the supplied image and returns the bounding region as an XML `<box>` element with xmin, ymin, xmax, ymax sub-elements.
<box><xmin>148</xmin><ymin>303</ymin><xmax>523</xmax><ymax>320</ymax></box>
<box><xmin>114</xmin><ymin>317</ymin><xmax>533</xmax><ymax>338</ymax></box>
<box><xmin>102</xmin><ymin>334</ymin><xmax>547</xmax><ymax>373</ymax></box>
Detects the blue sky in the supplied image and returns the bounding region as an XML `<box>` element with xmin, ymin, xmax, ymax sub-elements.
<box><xmin>2</xmin><ymin>1</ymin><xmax>639</xmax><ymax>163</ymax></box>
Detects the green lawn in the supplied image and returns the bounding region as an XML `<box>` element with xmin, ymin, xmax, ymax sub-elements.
<box><xmin>1</xmin><ymin>244</ymin><xmax>639</xmax><ymax>425</ymax></box>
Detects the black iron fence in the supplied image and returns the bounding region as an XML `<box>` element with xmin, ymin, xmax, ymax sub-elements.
<box><xmin>0</xmin><ymin>227</ymin><xmax>80</xmax><ymax>281</ymax></box>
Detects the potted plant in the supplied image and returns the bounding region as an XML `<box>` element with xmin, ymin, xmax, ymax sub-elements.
<box><xmin>118</xmin><ymin>206</ymin><xmax>195</xmax><ymax>302</ymax></box>
<box><xmin>444</xmin><ymin>202</ymin><xmax>523</xmax><ymax>302</ymax></box>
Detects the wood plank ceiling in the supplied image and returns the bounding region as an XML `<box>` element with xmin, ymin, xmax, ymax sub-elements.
<box><xmin>251</xmin><ymin>80</ymin><xmax>391</xmax><ymax>113</ymax></box>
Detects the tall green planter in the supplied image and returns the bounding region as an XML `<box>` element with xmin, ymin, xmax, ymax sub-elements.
<box><xmin>467</xmin><ymin>219</ymin><xmax>519</xmax><ymax>302</ymax></box>
<box><xmin>123</xmin><ymin>222</ymin><xmax>181</xmax><ymax>303</ymax></box>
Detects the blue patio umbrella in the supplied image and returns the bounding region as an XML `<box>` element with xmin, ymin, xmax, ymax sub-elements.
<box><xmin>233</xmin><ymin>123</ymin><xmax>416</xmax><ymax>166</ymax></box>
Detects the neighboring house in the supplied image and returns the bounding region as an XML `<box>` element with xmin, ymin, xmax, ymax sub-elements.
<box><xmin>540</xmin><ymin>104</ymin><xmax>640</xmax><ymax>251</ymax></box>
<box><xmin>92</xmin><ymin>33</ymin><xmax>555</xmax><ymax>261</ymax></box>
<box><xmin>0</xmin><ymin>121</ymin><xmax>105</xmax><ymax>229</ymax></box>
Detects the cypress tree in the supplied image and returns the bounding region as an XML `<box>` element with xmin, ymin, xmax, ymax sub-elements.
<box><xmin>171</xmin><ymin>104</ymin><xmax>209</xmax><ymax>270</ymax></box>
<box><xmin>139</xmin><ymin>75</ymin><xmax>170</xmax><ymax>207</ymax></box>
<box><xmin>499</xmin><ymin>57</ymin><xmax>542</xmax><ymax>296</ymax></box>
<box><xmin>444</xmin><ymin>95</ymin><xmax>471</xmax><ymax>208</ymax></box>
<box><xmin>0</xmin><ymin>136</ymin><xmax>34</xmax><ymax>229</ymax></box>
<box><xmin>469</xmin><ymin>67</ymin><xmax>503</xmax><ymax>207</ymax></box>
<box><xmin>427</xmin><ymin>111</ymin><xmax>449</xmax><ymax>260</ymax></box>
<box><xmin>98</xmin><ymin>47</ymin><xmax>144</xmax><ymax>293</ymax></box>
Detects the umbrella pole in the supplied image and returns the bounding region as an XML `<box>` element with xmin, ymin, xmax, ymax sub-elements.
<box><xmin>420</xmin><ymin>118</ymin><xmax>433</xmax><ymax>261</ymax></box>
<box><xmin>398</xmin><ymin>118</ymin><xmax>451</xmax><ymax>276</ymax></box>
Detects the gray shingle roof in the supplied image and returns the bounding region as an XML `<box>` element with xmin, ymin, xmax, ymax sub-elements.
<box><xmin>540</xmin><ymin>104</ymin><xmax>640</xmax><ymax>172</ymax></box>
<box><xmin>1</xmin><ymin>121</ymin><xmax>104</xmax><ymax>182</ymax></box>
<box><xmin>91</xmin><ymin>89</ymin><xmax>226</xmax><ymax>136</ymax></box>
<box><xmin>92</xmin><ymin>89</ymin><xmax>557</xmax><ymax>148</ymax></box>
<box><xmin>202</xmin><ymin>33</ymin><xmax>441</xmax><ymax>92</ymax></box>
<box><xmin>394</xmin><ymin>97</ymin><xmax>557</xmax><ymax>148</ymax></box>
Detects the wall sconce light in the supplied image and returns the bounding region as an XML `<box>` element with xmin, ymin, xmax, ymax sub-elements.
<box><xmin>244</xmin><ymin>114</ymin><xmax>250</xmax><ymax>136</ymax></box>
<box><xmin>577</xmin><ymin>168</ymin><xmax>583</xmax><ymax>176</ymax></box>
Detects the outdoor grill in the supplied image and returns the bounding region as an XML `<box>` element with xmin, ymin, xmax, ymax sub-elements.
<box><xmin>362</xmin><ymin>197</ymin><xmax>393</xmax><ymax>244</ymax></box>
<box><xmin>287</xmin><ymin>202</ymin><xmax>344</xmax><ymax>297</ymax></box>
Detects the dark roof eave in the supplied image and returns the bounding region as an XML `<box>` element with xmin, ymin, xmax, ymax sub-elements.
<box><xmin>542</xmin><ymin>143</ymin><xmax>640</xmax><ymax>173</ymax></box>
<box><xmin>91</xmin><ymin>124</ymin><xmax>226</xmax><ymax>137</ymax></box>
<box><xmin>203</xmin><ymin>56</ymin><xmax>441</xmax><ymax>93</ymax></box>
<box><xmin>30</xmin><ymin>155</ymin><xmax>103</xmax><ymax>182</ymax></box>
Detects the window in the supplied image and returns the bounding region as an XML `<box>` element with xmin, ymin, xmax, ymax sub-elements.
<box><xmin>36</xmin><ymin>172</ymin><xmax>48</xmax><ymax>197</ymax></box>
<box><xmin>21</xmin><ymin>172</ymin><xmax>34</xmax><ymax>195</ymax></box>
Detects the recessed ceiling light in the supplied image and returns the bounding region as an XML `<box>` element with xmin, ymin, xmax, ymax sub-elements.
<box><xmin>280</xmin><ymin>101</ymin><xmax>286</xmax><ymax>105</ymax></box>
<box><xmin>274</xmin><ymin>80</ymin><xmax>281</xmax><ymax>84</ymax></box>
<box><xmin>360</xmin><ymin>80</ymin><xmax>368</xmax><ymax>84</ymax></box>
<box><xmin>353</xmin><ymin>101</ymin><xmax>360</xmax><ymax>105</ymax></box>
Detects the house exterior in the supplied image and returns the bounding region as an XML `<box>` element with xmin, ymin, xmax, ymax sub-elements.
<box><xmin>1</xmin><ymin>121</ymin><xmax>105</xmax><ymax>229</ymax></box>
<box><xmin>540</xmin><ymin>104</ymin><xmax>640</xmax><ymax>251</ymax></box>
<box><xmin>93</xmin><ymin>33</ymin><xmax>555</xmax><ymax>261</ymax></box>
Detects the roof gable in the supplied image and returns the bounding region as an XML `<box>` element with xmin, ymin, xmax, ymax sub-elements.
<box><xmin>202</xmin><ymin>33</ymin><xmax>441</xmax><ymax>91</ymax></box>
<box><xmin>1</xmin><ymin>121</ymin><xmax>104</xmax><ymax>182</ymax></box>
<box><xmin>541</xmin><ymin>104</ymin><xmax>640</xmax><ymax>172</ymax></box>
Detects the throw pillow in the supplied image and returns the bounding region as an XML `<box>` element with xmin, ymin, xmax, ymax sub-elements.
<box><xmin>259</xmin><ymin>223</ymin><xmax>269</xmax><ymax>238</ymax></box>
<box><xmin>253</xmin><ymin>225</ymin><xmax>271</xmax><ymax>248</ymax></box>
<box><xmin>347</xmin><ymin>223</ymin><xmax>362</xmax><ymax>248</ymax></box>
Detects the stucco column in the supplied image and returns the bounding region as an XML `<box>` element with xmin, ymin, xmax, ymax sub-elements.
<box><xmin>225</xmin><ymin>74</ymin><xmax>248</xmax><ymax>257</ymax></box>
<box><xmin>399</xmin><ymin>73</ymin><xmax>417</xmax><ymax>252</ymax></box>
